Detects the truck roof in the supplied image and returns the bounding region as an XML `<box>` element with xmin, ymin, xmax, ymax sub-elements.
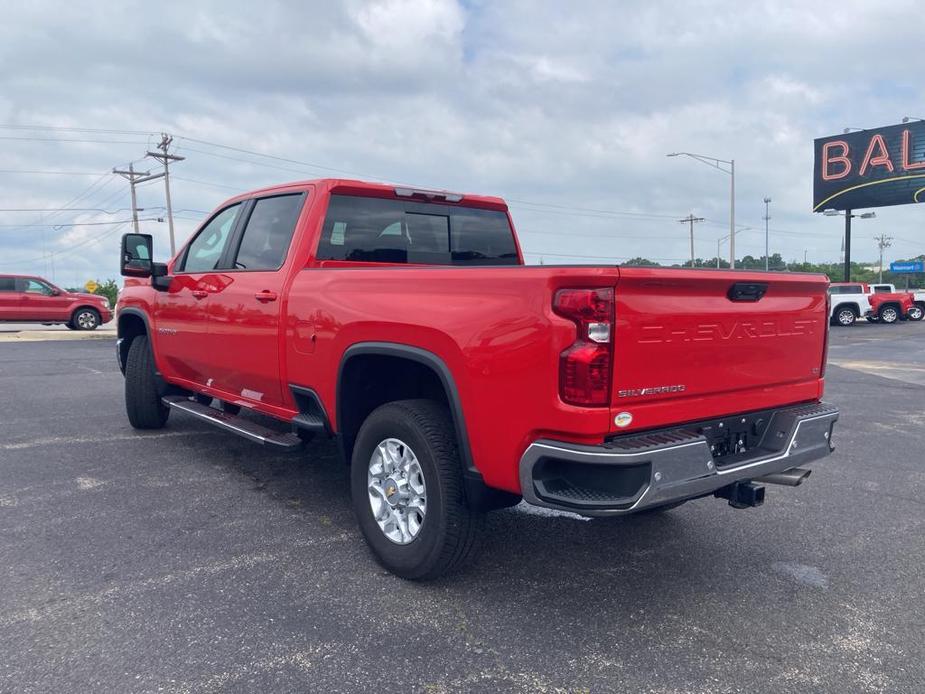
<box><xmin>226</xmin><ymin>178</ymin><xmax>509</xmax><ymax>211</ymax></box>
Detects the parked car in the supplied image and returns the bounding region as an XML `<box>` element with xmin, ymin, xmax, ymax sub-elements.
<box><xmin>869</xmin><ymin>283</ymin><xmax>925</xmax><ymax>321</ymax></box>
<box><xmin>0</xmin><ymin>274</ymin><xmax>112</xmax><ymax>330</ymax></box>
<box><xmin>827</xmin><ymin>281</ymin><xmax>918</xmax><ymax>325</ymax></box>
<box><xmin>116</xmin><ymin>178</ymin><xmax>838</xmax><ymax>579</ymax></box>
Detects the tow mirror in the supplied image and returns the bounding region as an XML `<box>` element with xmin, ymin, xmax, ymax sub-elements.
<box><xmin>121</xmin><ymin>233</ymin><xmax>154</xmax><ymax>277</ymax></box>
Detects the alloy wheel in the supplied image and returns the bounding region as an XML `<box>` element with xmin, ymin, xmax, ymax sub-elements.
<box><xmin>76</xmin><ymin>311</ymin><xmax>98</xmax><ymax>329</ymax></box>
<box><xmin>367</xmin><ymin>438</ymin><xmax>427</xmax><ymax>544</ymax></box>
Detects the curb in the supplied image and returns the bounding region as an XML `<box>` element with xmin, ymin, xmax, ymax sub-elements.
<box><xmin>0</xmin><ymin>330</ymin><xmax>116</xmax><ymax>343</ymax></box>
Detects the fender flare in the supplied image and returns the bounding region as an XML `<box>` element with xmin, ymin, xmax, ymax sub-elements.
<box><xmin>336</xmin><ymin>341</ymin><xmax>476</xmax><ymax>477</ymax></box>
<box><xmin>116</xmin><ymin>307</ymin><xmax>153</xmax><ymax>374</ymax></box>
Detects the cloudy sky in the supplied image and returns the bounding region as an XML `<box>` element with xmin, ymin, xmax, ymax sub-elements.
<box><xmin>0</xmin><ymin>0</ymin><xmax>922</xmax><ymax>285</ymax></box>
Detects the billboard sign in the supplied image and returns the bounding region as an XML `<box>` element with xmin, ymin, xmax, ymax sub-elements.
<box><xmin>813</xmin><ymin>121</ymin><xmax>925</xmax><ymax>212</ymax></box>
<box><xmin>889</xmin><ymin>260</ymin><xmax>925</xmax><ymax>273</ymax></box>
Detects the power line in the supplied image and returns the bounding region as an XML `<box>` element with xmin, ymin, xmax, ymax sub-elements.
<box><xmin>0</xmin><ymin>124</ymin><xmax>158</xmax><ymax>136</ymax></box>
<box><xmin>0</xmin><ymin>136</ymin><xmax>151</xmax><ymax>144</ymax></box>
<box><xmin>0</xmin><ymin>169</ymin><xmax>107</xmax><ymax>176</ymax></box>
<box><xmin>0</xmin><ymin>221</ymin><xmax>131</xmax><ymax>266</ymax></box>
<box><xmin>0</xmin><ymin>218</ymin><xmax>162</xmax><ymax>229</ymax></box>
<box><xmin>175</xmin><ymin>135</ymin><xmax>375</xmax><ymax>178</ymax></box>
<box><xmin>0</xmin><ymin>207</ymin><xmax>140</xmax><ymax>213</ymax></box>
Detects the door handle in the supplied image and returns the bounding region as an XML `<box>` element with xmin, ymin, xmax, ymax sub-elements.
<box><xmin>191</xmin><ymin>290</ymin><xmax>208</xmax><ymax>299</ymax></box>
<box><xmin>255</xmin><ymin>290</ymin><xmax>278</xmax><ymax>303</ymax></box>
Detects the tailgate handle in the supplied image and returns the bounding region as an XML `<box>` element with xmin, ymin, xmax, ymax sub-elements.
<box><xmin>727</xmin><ymin>282</ymin><xmax>767</xmax><ymax>302</ymax></box>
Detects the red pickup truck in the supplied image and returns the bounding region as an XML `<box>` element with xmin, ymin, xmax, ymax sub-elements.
<box><xmin>0</xmin><ymin>274</ymin><xmax>112</xmax><ymax>329</ymax></box>
<box><xmin>116</xmin><ymin>179</ymin><xmax>839</xmax><ymax>579</ymax></box>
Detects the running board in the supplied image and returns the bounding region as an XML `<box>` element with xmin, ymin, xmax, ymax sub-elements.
<box><xmin>162</xmin><ymin>396</ymin><xmax>303</xmax><ymax>451</ymax></box>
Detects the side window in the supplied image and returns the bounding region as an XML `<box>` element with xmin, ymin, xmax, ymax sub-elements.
<box><xmin>232</xmin><ymin>194</ymin><xmax>304</xmax><ymax>271</ymax></box>
<box><xmin>22</xmin><ymin>279</ymin><xmax>52</xmax><ymax>295</ymax></box>
<box><xmin>179</xmin><ymin>204</ymin><xmax>241</xmax><ymax>273</ymax></box>
<box><xmin>0</xmin><ymin>277</ymin><xmax>15</xmax><ymax>291</ymax></box>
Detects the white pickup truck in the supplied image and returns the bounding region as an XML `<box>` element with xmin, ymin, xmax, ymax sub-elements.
<box><xmin>870</xmin><ymin>284</ymin><xmax>925</xmax><ymax>321</ymax></box>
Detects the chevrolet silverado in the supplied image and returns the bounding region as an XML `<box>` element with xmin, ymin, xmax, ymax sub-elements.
<box><xmin>116</xmin><ymin>179</ymin><xmax>839</xmax><ymax>579</ymax></box>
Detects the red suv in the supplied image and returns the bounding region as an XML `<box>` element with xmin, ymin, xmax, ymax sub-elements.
<box><xmin>0</xmin><ymin>274</ymin><xmax>112</xmax><ymax>330</ymax></box>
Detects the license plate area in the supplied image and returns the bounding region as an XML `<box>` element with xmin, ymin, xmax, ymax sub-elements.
<box><xmin>697</xmin><ymin>409</ymin><xmax>775</xmax><ymax>467</ymax></box>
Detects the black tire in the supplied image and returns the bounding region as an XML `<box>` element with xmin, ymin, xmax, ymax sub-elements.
<box><xmin>833</xmin><ymin>307</ymin><xmax>857</xmax><ymax>327</ymax></box>
<box><xmin>350</xmin><ymin>399</ymin><xmax>483</xmax><ymax>580</ymax></box>
<box><xmin>879</xmin><ymin>305</ymin><xmax>900</xmax><ymax>324</ymax></box>
<box><xmin>71</xmin><ymin>307</ymin><xmax>100</xmax><ymax>331</ymax></box>
<box><xmin>125</xmin><ymin>335</ymin><xmax>169</xmax><ymax>429</ymax></box>
<box><xmin>65</xmin><ymin>322</ymin><xmax>77</xmax><ymax>330</ymax></box>
<box><xmin>908</xmin><ymin>304</ymin><xmax>924</xmax><ymax>322</ymax></box>
<box><xmin>866</xmin><ymin>316</ymin><xmax>879</xmax><ymax>323</ymax></box>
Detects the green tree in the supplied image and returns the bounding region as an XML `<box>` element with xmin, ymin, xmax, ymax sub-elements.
<box><xmin>90</xmin><ymin>278</ymin><xmax>119</xmax><ymax>307</ymax></box>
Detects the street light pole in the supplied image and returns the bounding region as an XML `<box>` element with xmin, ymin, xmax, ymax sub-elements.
<box><xmin>730</xmin><ymin>159</ymin><xmax>735</xmax><ymax>268</ymax></box>
<box><xmin>844</xmin><ymin>209</ymin><xmax>851</xmax><ymax>282</ymax></box>
<box><xmin>667</xmin><ymin>152</ymin><xmax>736</xmax><ymax>268</ymax></box>
<box><xmin>824</xmin><ymin>209</ymin><xmax>876</xmax><ymax>282</ymax></box>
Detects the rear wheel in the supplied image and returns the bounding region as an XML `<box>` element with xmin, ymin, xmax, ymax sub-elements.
<box><xmin>72</xmin><ymin>307</ymin><xmax>100</xmax><ymax>331</ymax></box>
<box><xmin>125</xmin><ymin>335</ymin><xmax>169</xmax><ymax>429</ymax></box>
<box><xmin>350</xmin><ymin>399</ymin><xmax>483</xmax><ymax>580</ymax></box>
<box><xmin>879</xmin><ymin>305</ymin><xmax>900</xmax><ymax>324</ymax></box>
<box><xmin>908</xmin><ymin>304</ymin><xmax>924</xmax><ymax>321</ymax></box>
<box><xmin>834</xmin><ymin>307</ymin><xmax>857</xmax><ymax>326</ymax></box>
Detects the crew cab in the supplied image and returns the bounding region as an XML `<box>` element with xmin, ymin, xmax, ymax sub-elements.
<box><xmin>0</xmin><ymin>274</ymin><xmax>112</xmax><ymax>329</ymax></box>
<box><xmin>870</xmin><ymin>283</ymin><xmax>925</xmax><ymax>321</ymax></box>
<box><xmin>116</xmin><ymin>179</ymin><xmax>839</xmax><ymax>579</ymax></box>
<box><xmin>828</xmin><ymin>281</ymin><xmax>917</xmax><ymax>325</ymax></box>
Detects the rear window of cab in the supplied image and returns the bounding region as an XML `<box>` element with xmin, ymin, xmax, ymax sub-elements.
<box><xmin>315</xmin><ymin>195</ymin><xmax>518</xmax><ymax>266</ymax></box>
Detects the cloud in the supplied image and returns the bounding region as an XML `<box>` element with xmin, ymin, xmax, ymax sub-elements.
<box><xmin>0</xmin><ymin>0</ymin><xmax>921</xmax><ymax>282</ymax></box>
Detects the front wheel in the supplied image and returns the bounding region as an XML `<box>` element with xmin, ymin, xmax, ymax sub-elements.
<box><xmin>350</xmin><ymin>399</ymin><xmax>483</xmax><ymax>580</ymax></box>
<box><xmin>879</xmin><ymin>305</ymin><xmax>900</xmax><ymax>324</ymax></box>
<box><xmin>125</xmin><ymin>335</ymin><xmax>169</xmax><ymax>429</ymax></box>
<box><xmin>908</xmin><ymin>304</ymin><xmax>924</xmax><ymax>321</ymax></box>
<box><xmin>72</xmin><ymin>308</ymin><xmax>100</xmax><ymax>331</ymax></box>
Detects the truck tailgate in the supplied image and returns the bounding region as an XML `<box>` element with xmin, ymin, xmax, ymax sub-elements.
<box><xmin>611</xmin><ymin>268</ymin><xmax>828</xmax><ymax>429</ymax></box>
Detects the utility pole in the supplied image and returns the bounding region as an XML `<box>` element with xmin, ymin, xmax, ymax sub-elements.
<box><xmin>876</xmin><ymin>234</ymin><xmax>893</xmax><ymax>283</ymax></box>
<box><xmin>147</xmin><ymin>133</ymin><xmax>185</xmax><ymax>256</ymax></box>
<box><xmin>762</xmin><ymin>196</ymin><xmax>771</xmax><ymax>270</ymax></box>
<box><xmin>678</xmin><ymin>213</ymin><xmax>704</xmax><ymax>266</ymax></box>
<box><xmin>113</xmin><ymin>163</ymin><xmax>155</xmax><ymax>234</ymax></box>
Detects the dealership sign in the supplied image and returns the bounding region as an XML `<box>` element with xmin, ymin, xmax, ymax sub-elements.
<box><xmin>813</xmin><ymin>121</ymin><xmax>925</xmax><ymax>211</ymax></box>
<box><xmin>890</xmin><ymin>260</ymin><xmax>925</xmax><ymax>273</ymax></box>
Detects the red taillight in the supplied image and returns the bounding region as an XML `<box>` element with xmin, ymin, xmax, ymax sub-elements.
<box><xmin>553</xmin><ymin>288</ymin><xmax>614</xmax><ymax>406</ymax></box>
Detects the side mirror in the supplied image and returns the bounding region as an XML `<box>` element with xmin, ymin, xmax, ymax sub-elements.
<box><xmin>121</xmin><ymin>233</ymin><xmax>154</xmax><ymax>277</ymax></box>
<box><xmin>50</xmin><ymin>288</ymin><xmax>61</xmax><ymax>296</ymax></box>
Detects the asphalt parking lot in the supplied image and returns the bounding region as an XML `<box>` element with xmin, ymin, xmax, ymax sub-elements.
<box><xmin>1</xmin><ymin>323</ymin><xmax>923</xmax><ymax>693</ymax></box>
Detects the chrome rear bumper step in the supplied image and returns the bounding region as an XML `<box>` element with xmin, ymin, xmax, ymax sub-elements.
<box><xmin>162</xmin><ymin>396</ymin><xmax>302</xmax><ymax>451</ymax></box>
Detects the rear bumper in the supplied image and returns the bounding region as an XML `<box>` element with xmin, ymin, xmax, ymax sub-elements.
<box><xmin>519</xmin><ymin>401</ymin><xmax>838</xmax><ymax>516</ymax></box>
